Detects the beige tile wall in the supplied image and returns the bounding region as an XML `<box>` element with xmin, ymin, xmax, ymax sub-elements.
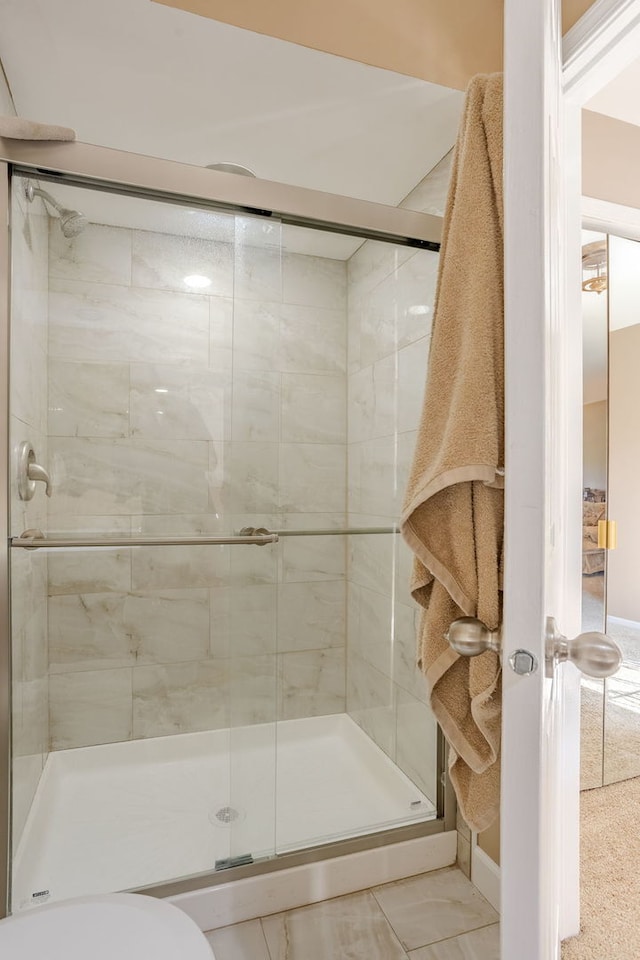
<box><xmin>45</xmin><ymin>214</ymin><xmax>348</xmax><ymax>748</ymax></box>
<box><xmin>344</xmin><ymin>157</ymin><xmax>452</xmax><ymax>806</ymax></box>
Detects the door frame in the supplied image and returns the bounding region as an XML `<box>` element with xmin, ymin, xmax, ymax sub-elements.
<box><xmin>0</xmin><ymin>140</ymin><xmax>452</xmax><ymax>918</ymax></box>
<box><xmin>560</xmin><ymin>0</ymin><xmax>640</xmax><ymax>944</ymax></box>
<box><xmin>503</xmin><ymin>0</ymin><xmax>640</xmax><ymax>956</ymax></box>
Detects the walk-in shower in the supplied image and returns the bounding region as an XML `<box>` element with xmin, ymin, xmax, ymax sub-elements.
<box><xmin>2</xmin><ymin>146</ymin><xmax>447</xmax><ymax>915</ymax></box>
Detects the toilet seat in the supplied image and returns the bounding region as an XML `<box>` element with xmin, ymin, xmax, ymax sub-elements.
<box><xmin>0</xmin><ymin>893</ymin><xmax>214</xmax><ymax>959</ymax></box>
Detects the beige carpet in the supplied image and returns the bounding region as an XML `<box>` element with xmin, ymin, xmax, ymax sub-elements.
<box><xmin>580</xmin><ymin>572</ymin><xmax>640</xmax><ymax>788</ymax></box>
<box><xmin>562</xmin><ymin>777</ymin><xmax>640</xmax><ymax>959</ymax></box>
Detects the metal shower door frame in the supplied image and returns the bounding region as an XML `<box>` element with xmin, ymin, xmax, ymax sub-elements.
<box><xmin>0</xmin><ymin>138</ymin><xmax>449</xmax><ymax>916</ymax></box>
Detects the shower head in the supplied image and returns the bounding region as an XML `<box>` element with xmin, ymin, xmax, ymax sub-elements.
<box><xmin>24</xmin><ymin>180</ymin><xmax>88</xmax><ymax>237</ymax></box>
<box><xmin>59</xmin><ymin>207</ymin><xmax>88</xmax><ymax>238</ymax></box>
<box><xmin>205</xmin><ymin>162</ymin><xmax>257</xmax><ymax>177</ymax></box>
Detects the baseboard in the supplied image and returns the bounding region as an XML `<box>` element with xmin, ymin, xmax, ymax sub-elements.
<box><xmin>471</xmin><ymin>842</ymin><xmax>500</xmax><ymax>913</ymax></box>
<box><xmin>607</xmin><ymin>614</ymin><xmax>640</xmax><ymax>630</ymax></box>
<box><xmin>169</xmin><ymin>830</ymin><xmax>457</xmax><ymax>931</ymax></box>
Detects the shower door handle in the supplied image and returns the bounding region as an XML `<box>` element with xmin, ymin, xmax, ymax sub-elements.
<box><xmin>17</xmin><ymin>441</ymin><xmax>52</xmax><ymax>500</ymax></box>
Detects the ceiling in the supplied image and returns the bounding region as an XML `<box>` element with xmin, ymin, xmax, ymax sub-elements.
<box><xmin>587</xmin><ymin>60</ymin><xmax>640</xmax><ymax>129</ymax></box>
<box><xmin>0</xmin><ymin>0</ymin><xmax>462</xmax><ymax>207</ymax></box>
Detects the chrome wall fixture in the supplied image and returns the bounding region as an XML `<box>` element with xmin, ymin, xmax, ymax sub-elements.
<box><xmin>24</xmin><ymin>179</ymin><xmax>88</xmax><ymax>238</ymax></box>
<box><xmin>16</xmin><ymin>441</ymin><xmax>51</xmax><ymax>500</ymax></box>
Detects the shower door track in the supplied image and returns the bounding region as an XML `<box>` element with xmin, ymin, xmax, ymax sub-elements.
<box><xmin>0</xmin><ymin>138</ymin><xmax>450</xmax><ymax>915</ymax></box>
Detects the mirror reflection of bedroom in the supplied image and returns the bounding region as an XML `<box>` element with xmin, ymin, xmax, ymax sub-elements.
<box><xmin>581</xmin><ymin>229</ymin><xmax>640</xmax><ymax>789</ymax></box>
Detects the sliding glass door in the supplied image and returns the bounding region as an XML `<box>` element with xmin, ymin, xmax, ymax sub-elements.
<box><xmin>7</xmin><ymin>165</ymin><xmax>441</xmax><ymax>912</ymax></box>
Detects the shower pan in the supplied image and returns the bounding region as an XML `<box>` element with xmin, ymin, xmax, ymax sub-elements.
<box><xmin>0</xmin><ymin>141</ymin><xmax>448</xmax><ymax>916</ymax></box>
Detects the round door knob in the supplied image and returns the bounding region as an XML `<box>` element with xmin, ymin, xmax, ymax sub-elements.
<box><xmin>445</xmin><ymin>617</ymin><xmax>501</xmax><ymax>657</ymax></box>
<box><xmin>565</xmin><ymin>631</ymin><xmax>622</xmax><ymax>678</ymax></box>
<box><xmin>546</xmin><ymin>617</ymin><xmax>622</xmax><ymax>679</ymax></box>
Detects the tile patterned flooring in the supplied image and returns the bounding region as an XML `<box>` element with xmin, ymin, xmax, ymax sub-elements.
<box><xmin>205</xmin><ymin>866</ymin><xmax>499</xmax><ymax>960</ymax></box>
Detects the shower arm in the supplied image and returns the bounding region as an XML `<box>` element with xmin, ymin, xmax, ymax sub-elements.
<box><xmin>25</xmin><ymin>181</ymin><xmax>65</xmax><ymax>216</ymax></box>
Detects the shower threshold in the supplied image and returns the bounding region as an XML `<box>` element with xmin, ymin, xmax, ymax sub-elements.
<box><xmin>12</xmin><ymin>713</ymin><xmax>436</xmax><ymax>912</ymax></box>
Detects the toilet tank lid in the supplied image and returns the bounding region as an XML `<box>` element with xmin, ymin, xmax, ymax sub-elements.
<box><xmin>0</xmin><ymin>893</ymin><xmax>214</xmax><ymax>960</ymax></box>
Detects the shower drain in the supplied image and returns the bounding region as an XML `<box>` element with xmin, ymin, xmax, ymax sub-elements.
<box><xmin>208</xmin><ymin>802</ymin><xmax>247</xmax><ymax>828</ymax></box>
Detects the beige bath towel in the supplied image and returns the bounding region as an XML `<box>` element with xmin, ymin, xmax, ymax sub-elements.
<box><xmin>401</xmin><ymin>74</ymin><xmax>504</xmax><ymax>833</ymax></box>
<box><xmin>0</xmin><ymin>116</ymin><xmax>75</xmax><ymax>141</ymax></box>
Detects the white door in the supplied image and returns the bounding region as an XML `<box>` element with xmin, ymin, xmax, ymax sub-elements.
<box><xmin>501</xmin><ymin>1</ymin><xmax>640</xmax><ymax>957</ymax></box>
<box><xmin>502</xmin><ymin>2</ymin><xmax>575</xmax><ymax>956</ymax></box>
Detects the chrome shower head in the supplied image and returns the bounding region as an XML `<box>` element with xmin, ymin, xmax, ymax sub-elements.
<box><xmin>25</xmin><ymin>180</ymin><xmax>88</xmax><ymax>237</ymax></box>
<box><xmin>59</xmin><ymin>208</ymin><xmax>88</xmax><ymax>238</ymax></box>
<box><xmin>205</xmin><ymin>162</ymin><xmax>256</xmax><ymax>177</ymax></box>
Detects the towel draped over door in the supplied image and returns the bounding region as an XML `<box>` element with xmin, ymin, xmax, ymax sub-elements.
<box><xmin>401</xmin><ymin>73</ymin><xmax>504</xmax><ymax>833</ymax></box>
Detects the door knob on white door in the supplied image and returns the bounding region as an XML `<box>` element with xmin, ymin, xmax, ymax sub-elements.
<box><xmin>445</xmin><ymin>617</ymin><xmax>501</xmax><ymax>657</ymax></box>
<box><xmin>545</xmin><ymin>616</ymin><xmax>622</xmax><ymax>678</ymax></box>
<box><xmin>445</xmin><ymin>615</ymin><xmax>623</xmax><ymax>680</ymax></box>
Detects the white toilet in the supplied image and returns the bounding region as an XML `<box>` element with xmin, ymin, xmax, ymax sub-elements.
<box><xmin>0</xmin><ymin>892</ymin><xmax>214</xmax><ymax>959</ymax></box>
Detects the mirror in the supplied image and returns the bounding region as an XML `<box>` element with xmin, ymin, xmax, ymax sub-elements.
<box><xmin>580</xmin><ymin>229</ymin><xmax>608</xmax><ymax>790</ymax></box>
<box><xmin>603</xmin><ymin>234</ymin><xmax>640</xmax><ymax>785</ymax></box>
<box><xmin>581</xmin><ymin>229</ymin><xmax>640</xmax><ymax>788</ymax></box>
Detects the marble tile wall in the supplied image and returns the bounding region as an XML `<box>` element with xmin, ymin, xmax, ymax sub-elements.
<box><xmin>344</xmin><ymin>152</ymin><xmax>453</xmax><ymax>803</ymax></box>
<box><xmin>10</xmin><ymin>179</ymin><xmax>50</xmax><ymax>852</ymax></box>
<box><xmin>45</xmin><ymin>217</ymin><xmax>349</xmax><ymax>749</ymax></box>
<box><xmin>346</xmin><ymin>224</ymin><xmax>443</xmax><ymax>805</ymax></box>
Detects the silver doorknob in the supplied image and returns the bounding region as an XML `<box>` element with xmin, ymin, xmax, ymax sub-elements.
<box><xmin>545</xmin><ymin>616</ymin><xmax>622</xmax><ymax>678</ymax></box>
<box><xmin>17</xmin><ymin>441</ymin><xmax>52</xmax><ymax>500</ymax></box>
<box><xmin>445</xmin><ymin>617</ymin><xmax>501</xmax><ymax>657</ymax></box>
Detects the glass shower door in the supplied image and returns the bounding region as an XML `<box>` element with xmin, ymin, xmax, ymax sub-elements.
<box><xmin>8</xmin><ymin>164</ymin><xmax>441</xmax><ymax>913</ymax></box>
<box><xmin>9</xmin><ymin>175</ymin><xmax>281</xmax><ymax>908</ymax></box>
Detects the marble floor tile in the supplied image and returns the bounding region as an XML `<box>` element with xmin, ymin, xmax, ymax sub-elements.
<box><xmin>407</xmin><ymin>924</ymin><xmax>500</xmax><ymax>960</ymax></box>
<box><xmin>261</xmin><ymin>890</ymin><xmax>408</xmax><ymax>960</ymax></box>
<box><xmin>205</xmin><ymin>919</ymin><xmax>271</xmax><ymax>960</ymax></box>
<box><xmin>372</xmin><ymin>867</ymin><xmax>499</xmax><ymax>951</ymax></box>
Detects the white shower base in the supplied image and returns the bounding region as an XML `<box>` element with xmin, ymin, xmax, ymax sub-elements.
<box><xmin>12</xmin><ymin>713</ymin><xmax>435</xmax><ymax>912</ymax></box>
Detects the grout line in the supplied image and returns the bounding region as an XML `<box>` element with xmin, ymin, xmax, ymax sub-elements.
<box><xmin>405</xmin><ymin>920</ymin><xmax>500</xmax><ymax>953</ymax></box>
<box><xmin>258</xmin><ymin>918</ymin><xmax>274</xmax><ymax>960</ymax></box>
